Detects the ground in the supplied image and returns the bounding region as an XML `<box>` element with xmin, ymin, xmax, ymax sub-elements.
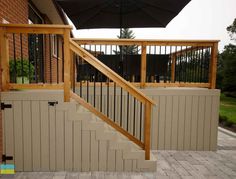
<box><xmin>220</xmin><ymin>93</ymin><xmax>236</xmax><ymax>124</ymax></box>
<box><xmin>1</xmin><ymin>129</ymin><xmax>236</xmax><ymax>179</ymax></box>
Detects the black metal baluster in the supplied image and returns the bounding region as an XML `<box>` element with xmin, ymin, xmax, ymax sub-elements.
<box><xmin>94</xmin><ymin>68</ymin><xmax>96</xmax><ymax>107</ymax></box>
<box><xmin>62</xmin><ymin>36</ymin><xmax>64</xmax><ymax>82</ymax></box>
<box><xmin>200</xmin><ymin>47</ymin><xmax>204</xmax><ymax>82</ymax></box>
<box><xmin>113</xmin><ymin>82</ymin><xmax>116</xmax><ymax>122</ymax></box>
<box><xmin>56</xmin><ymin>35</ymin><xmax>59</xmax><ymax>83</ymax></box>
<box><xmin>73</xmin><ymin>54</ymin><xmax>76</xmax><ymax>93</ymax></box>
<box><xmin>100</xmin><ymin>75</ymin><xmax>103</xmax><ymax>112</ymax></box>
<box><xmin>13</xmin><ymin>34</ymin><xmax>17</xmax><ymax>83</ymax></box>
<box><xmin>164</xmin><ymin>46</ymin><xmax>167</xmax><ymax>82</ymax></box>
<box><xmin>49</xmin><ymin>34</ymin><xmax>52</xmax><ymax>83</ymax></box>
<box><xmin>140</xmin><ymin>103</ymin><xmax>143</xmax><ymax>140</ymax></box>
<box><xmin>20</xmin><ymin>34</ymin><xmax>24</xmax><ymax>83</ymax></box>
<box><xmin>127</xmin><ymin>92</ymin><xmax>129</xmax><ymax>131</ymax></box>
<box><xmin>197</xmin><ymin>48</ymin><xmax>201</xmax><ymax>82</ymax></box>
<box><xmin>133</xmin><ymin>98</ymin><xmax>136</xmax><ymax>136</ymax></box>
<box><xmin>87</xmin><ymin>77</ymin><xmax>89</xmax><ymax>102</ymax></box>
<box><xmin>107</xmin><ymin>78</ymin><xmax>109</xmax><ymax>117</ymax></box>
<box><xmin>120</xmin><ymin>87</ymin><xmax>123</xmax><ymax>127</ymax></box>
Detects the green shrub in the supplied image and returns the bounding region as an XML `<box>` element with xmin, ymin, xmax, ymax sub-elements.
<box><xmin>9</xmin><ymin>59</ymin><xmax>35</xmax><ymax>82</ymax></box>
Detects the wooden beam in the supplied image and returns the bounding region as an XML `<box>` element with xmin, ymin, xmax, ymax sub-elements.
<box><xmin>73</xmin><ymin>38</ymin><xmax>219</xmax><ymax>47</ymax></box>
<box><xmin>8</xmin><ymin>83</ymin><xmax>64</xmax><ymax>90</ymax></box>
<box><xmin>0</xmin><ymin>28</ymin><xmax>10</xmax><ymax>91</ymax></box>
<box><xmin>209</xmin><ymin>42</ymin><xmax>218</xmax><ymax>89</ymax></box>
<box><xmin>71</xmin><ymin>91</ymin><xmax>144</xmax><ymax>149</ymax></box>
<box><xmin>144</xmin><ymin>102</ymin><xmax>151</xmax><ymax>160</ymax></box>
<box><xmin>140</xmin><ymin>43</ymin><xmax>147</xmax><ymax>88</ymax></box>
<box><xmin>0</xmin><ymin>24</ymin><xmax>72</xmax><ymax>34</ymax></box>
<box><xmin>70</xmin><ymin>40</ymin><xmax>156</xmax><ymax>105</ymax></box>
<box><xmin>63</xmin><ymin>29</ymin><xmax>71</xmax><ymax>102</ymax></box>
<box><xmin>171</xmin><ymin>54</ymin><xmax>176</xmax><ymax>83</ymax></box>
<box><xmin>132</xmin><ymin>82</ymin><xmax>210</xmax><ymax>88</ymax></box>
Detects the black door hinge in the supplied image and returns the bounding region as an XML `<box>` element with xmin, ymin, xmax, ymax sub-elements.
<box><xmin>2</xmin><ymin>154</ymin><xmax>13</xmax><ymax>163</ymax></box>
<box><xmin>1</xmin><ymin>103</ymin><xmax>12</xmax><ymax>110</ymax></box>
<box><xmin>48</xmin><ymin>101</ymin><xmax>58</xmax><ymax>106</ymax></box>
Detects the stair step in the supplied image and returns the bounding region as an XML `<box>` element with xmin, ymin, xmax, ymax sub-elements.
<box><xmin>137</xmin><ymin>154</ymin><xmax>157</xmax><ymax>172</ymax></box>
<box><xmin>123</xmin><ymin>150</ymin><xmax>145</xmax><ymax>160</ymax></box>
<box><xmin>96</xmin><ymin>130</ymin><xmax>117</xmax><ymax>140</ymax></box>
<box><xmin>82</xmin><ymin>120</ymin><xmax>106</xmax><ymax>131</ymax></box>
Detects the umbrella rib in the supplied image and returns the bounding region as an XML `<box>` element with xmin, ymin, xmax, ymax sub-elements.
<box><xmin>138</xmin><ymin>0</ymin><xmax>180</xmax><ymax>14</ymax></box>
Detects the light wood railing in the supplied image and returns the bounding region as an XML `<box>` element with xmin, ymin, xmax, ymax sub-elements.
<box><xmin>73</xmin><ymin>38</ymin><xmax>219</xmax><ymax>89</ymax></box>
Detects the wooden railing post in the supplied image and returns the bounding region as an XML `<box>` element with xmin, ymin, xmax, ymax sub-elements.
<box><xmin>171</xmin><ymin>54</ymin><xmax>176</xmax><ymax>83</ymax></box>
<box><xmin>63</xmin><ymin>29</ymin><xmax>71</xmax><ymax>102</ymax></box>
<box><xmin>144</xmin><ymin>101</ymin><xmax>151</xmax><ymax>160</ymax></box>
<box><xmin>0</xmin><ymin>28</ymin><xmax>10</xmax><ymax>91</ymax></box>
<box><xmin>209</xmin><ymin>42</ymin><xmax>218</xmax><ymax>89</ymax></box>
<box><xmin>141</xmin><ymin>43</ymin><xmax>147</xmax><ymax>88</ymax></box>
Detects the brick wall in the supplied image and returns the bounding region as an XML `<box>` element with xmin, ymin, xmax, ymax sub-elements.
<box><xmin>0</xmin><ymin>0</ymin><xmax>28</xmax><ymax>162</ymax></box>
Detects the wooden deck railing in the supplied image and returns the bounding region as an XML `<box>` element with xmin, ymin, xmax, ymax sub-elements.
<box><xmin>73</xmin><ymin>38</ymin><xmax>219</xmax><ymax>89</ymax></box>
<box><xmin>0</xmin><ymin>24</ymin><xmax>219</xmax><ymax>160</ymax></box>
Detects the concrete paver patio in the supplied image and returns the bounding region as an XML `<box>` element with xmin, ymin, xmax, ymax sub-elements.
<box><xmin>1</xmin><ymin>129</ymin><xmax>236</xmax><ymax>179</ymax></box>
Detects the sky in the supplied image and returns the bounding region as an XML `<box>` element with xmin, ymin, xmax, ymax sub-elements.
<box><xmin>69</xmin><ymin>0</ymin><xmax>236</xmax><ymax>51</ymax></box>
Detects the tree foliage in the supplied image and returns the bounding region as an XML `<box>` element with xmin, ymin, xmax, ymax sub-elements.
<box><xmin>114</xmin><ymin>28</ymin><xmax>139</xmax><ymax>55</ymax></box>
<box><xmin>217</xmin><ymin>18</ymin><xmax>236</xmax><ymax>95</ymax></box>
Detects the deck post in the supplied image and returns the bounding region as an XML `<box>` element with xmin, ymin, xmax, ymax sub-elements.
<box><xmin>141</xmin><ymin>43</ymin><xmax>147</xmax><ymax>88</ymax></box>
<box><xmin>209</xmin><ymin>42</ymin><xmax>218</xmax><ymax>89</ymax></box>
<box><xmin>171</xmin><ymin>54</ymin><xmax>176</xmax><ymax>83</ymax></box>
<box><xmin>0</xmin><ymin>28</ymin><xmax>10</xmax><ymax>91</ymax></box>
<box><xmin>63</xmin><ymin>29</ymin><xmax>71</xmax><ymax>102</ymax></box>
<box><xmin>144</xmin><ymin>101</ymin><xmax>151</xmax><ymax>160</ymax></box>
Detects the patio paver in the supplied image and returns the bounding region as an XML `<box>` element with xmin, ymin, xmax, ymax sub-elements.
<box><xmin>2</xmin><ymin>130</ymin><xmax>236</xmax><ymax>179</ymax></box>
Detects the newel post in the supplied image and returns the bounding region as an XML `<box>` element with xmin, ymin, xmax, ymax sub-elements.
<box><xmin>0</xmin><ymin>27</ymin><xmax>10</xmax><ymax>91</ymax></box>
<box><xmin>63</xmin><ymin>29</ymin><xmax>71</xmax><ymax>102</ymax></box>
<box><xmin>209</xmin><ymin>42</ymin><xmax>218</xmax><ymax>89</ymax></box>
<box><xmin>140</xmin><ymin>43</ymin><xmax>147</xmax><ymax>88</ymax></box>
<box><xmin>144</xmin><ymin>101</ymin><xmax>151</xmax><ymax>160</ymax></box>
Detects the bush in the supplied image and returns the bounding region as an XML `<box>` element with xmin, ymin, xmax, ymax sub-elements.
<box><xmin>9</xmin><ymin>59</ymin><xmax>35</xmax><ymax>82</ymax></box>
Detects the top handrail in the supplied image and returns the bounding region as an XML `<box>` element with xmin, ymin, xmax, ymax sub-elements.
<box><xmin>69</xmin><ymin>39</ymin><xmax>155</xmax><ymax>105</ymax></box>
<box><xmin>73</xmin><ymin>38</ymin><xmax>220</xmax><ymax>46</ymax></box>
<box><xmin>0</xmin><ymin>24</ymin><xmax>73</xmax><ymax>34</ymax></box>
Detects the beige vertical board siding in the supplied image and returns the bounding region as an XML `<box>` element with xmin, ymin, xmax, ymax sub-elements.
<box><xmin>178</xmin><ymin>96</ymin><xmax>185</xmax><ymax>150</ymax></box>
<box><xmin>124</xmin><ymin>160</ymin><xmax>132</xmax><ymax>172</ymax></box>
<box><xmin>31</xmin><ymin>101</ymin><xmax>41</xmax><ymax>171</ymax></box>
<box><xmin>151</xmin><ymin>96</ymin><xmax>159</xmax><ymax>149</ymax></box>
<box><xmin>4</xmin><ymin>101</ymin><xmax>14</xmax><ymax>165</ymax></box>
<box><xmin>107</xmin><ymin>149</ymin><xmax>116</xmax><ymax>171</ymax></box>
<box><xmin>22</xmin><ymin>101</ymin><xmax>32</xmax><ymax>171</ymax></box>
<box><xmin>190</xmin><ymin>96</ymin><xmax>199</xmax><ymax>150</ymax></box>
<box><xmin>90</xmin><ymin>130</ymin><xmax>99</xmax><ymax>171</ymax></box>
<box><xmin>49</xmin><ymin>105</ymin><xmax>56</xmax><ymax>171</ymax></box>
<box><xmin>115</xmin><ymin>150</ymin><xmax>123</xmax><ymax>171</ymax></box>
<box><xmin>210</xmin><ymin>96</ymin><xmax>219</xmax><ymax>150</ymax></box>
<box><xmin>165</xmin><ymin>96</ymin><xmax>172</xmax><ymax>149</ymax></box>
<box><xmin>204</xmin><ymin>96</ymin><xmax>212</xmax><ymax>150</ymax></box>
<box><xmin>13</xmin><ymin>101</ymin><xmax>23</xmax><ymax>171</ymax></box>
<box><xmin>99</xmin><ymin>140</ymin><xmax>107</xmax><ymax>171</ymax></box>
<box><xmin>82</xmin><ymin>130</ymin><xmax>90</xmax><ymax>171</ymax></box>
<box><xmin>158</xmin><ymin>96</ymin><xmax>166</xmax><ymax>149</ymax></box>
<box><xmin>64</xmin><ymin>112</ymin><xmax>73</xmax><ymax>171</ymax></box>
<box><xmin>171</xmin><ymin>96</ymin><xmax>179</xmax><ymax>150</ymax></box>
<box><xmin>55</xmin><ymin>110</ymin><xmax>65</xmax><ymax>171</ymax></box>
<box><xmin>184</xmin><ymin>96</ymin><xmax>192</xmax><ymax>150</ymax></box>
<box><xmin>73</xmin><ymin>120</ymin><xmax>82</xmax><ymax>171</ymax></box>
<box><xmin>40</xmin><ymin>101</ymin><xmax>50</xmax><ymax>171</ymax></box>
<box><xmin>197</xmin><ymin>96</ymin><xmax>205</xmax><ymax>150</ymax></box>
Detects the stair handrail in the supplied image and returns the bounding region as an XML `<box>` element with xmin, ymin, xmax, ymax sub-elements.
<box><xmin>69</xmin><ymin>39</ymin><xmax>155</xmax><ymax>160</ymax></box>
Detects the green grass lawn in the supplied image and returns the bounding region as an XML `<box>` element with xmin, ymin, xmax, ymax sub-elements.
<box><xmin>220</xmin><ymin>93</ymin><xmax>236</xmax><ymax>124</ymax></box>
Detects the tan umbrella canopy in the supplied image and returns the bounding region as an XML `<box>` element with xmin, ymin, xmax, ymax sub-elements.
<box><xmin>56</xmin><ymin>0</ymin><xmax>191</xmax><ymax>29</ymax></box>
